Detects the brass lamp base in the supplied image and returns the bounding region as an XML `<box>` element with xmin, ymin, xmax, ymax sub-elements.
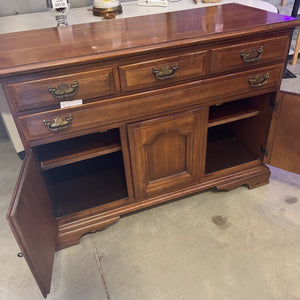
<box><xmin>92</xmin><ymin>5</ymin><xmax>122</xmax><ymax>19</ymax></box>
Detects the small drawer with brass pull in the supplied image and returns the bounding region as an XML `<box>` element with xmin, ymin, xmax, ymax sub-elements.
<box><xmin>119</xmin><ymin>50</ymin><xmax>209</xmax><ymax>92</ymax></box>
<box><xmin>211</xmin><ymin>35</ymin><xmax>289</xmax><ymax>73</ymax></box>
<box><xmin>48</xmin><ymin>82</ymin><xmax>79</xmax><ymax>101</ymax></box>
<box><xmin>248</xmin><ymin>73</ymin><xmax>270</xmax><ymax>87</ymax></box>
<box><xmin>240</xmin><ymin>47</ymin><xmax>263</xmax><ymax>63</ymax></box>
<box><xmin>152</xmin><ymin>64</ymin><xmax>178</xmax><ymax>80</ymax></box>
<box><xmin>5</xmin><ymin>67</ymin><xmax>117</xmax><ymax>112</ymax></box>
<box><xmin>43</xmin><ymin>114</ymin><xmax>73</xmax><ymax>132</ymax></box>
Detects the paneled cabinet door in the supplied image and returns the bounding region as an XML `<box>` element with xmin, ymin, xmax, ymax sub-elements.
<box><xmin>266</xmin><ymin>91</ymin><xmax>300</xmax><ymax>174</ymax></box>
<box><xmin>6</xmin><ymin>149</ymin><xmax>57</xmax><ymax>298</ymax></box>
<box><xmin>128</xmin><ymin>108</ymin><xmax>208</xmax><ymax>199</ymax></box>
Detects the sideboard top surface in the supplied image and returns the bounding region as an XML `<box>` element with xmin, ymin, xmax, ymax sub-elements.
<box><xmin>0</xmin><ymin>3</ymin><xmax>299</xmax><ymax>77</ymax></box>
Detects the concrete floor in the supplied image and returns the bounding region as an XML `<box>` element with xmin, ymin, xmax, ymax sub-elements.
<box><xmin>1</xmin><ymin>29</ymin><xmax>300</xmax><ymax>300</ymax></box>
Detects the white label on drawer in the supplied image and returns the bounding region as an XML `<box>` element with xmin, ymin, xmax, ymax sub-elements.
<box><xmin>51</xmin><ymin>0</ymin><xmax>68</xmax><ymax>9</ymax></box>
<box><xmin>60</xmin><ymin>99</ymin><xmax>82</xmax><ymax>109</ymax></box>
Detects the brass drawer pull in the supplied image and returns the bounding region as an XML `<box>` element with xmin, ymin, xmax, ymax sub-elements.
<box><xmin>240</xmin><ymin>46</ymin><xmax>263</xmax><ymax>63</ymax></box>
<box><xmin>248</xmin><ymin>72</ymin><xmax>269</xmax><ymax>87</ymax></box>
<box><xmin>152</xmin><ymin>64</ymin><xmax>178</xmax><ymax>80</ymax></box>
<box><xmin>43</xmin><ymin>114</ymin><xmax>73</xmax><ymax>132</ymax></box>
<box><xmin>48</xmin><ymin>81</ymin><xmax>79</xmax><ymax>100</ymax></box>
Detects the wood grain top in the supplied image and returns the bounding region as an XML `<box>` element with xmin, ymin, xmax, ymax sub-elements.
<box><xmin>0</xmin><ymin>3</ymin><xmax>299</xmax><ymax>77</ymax></box>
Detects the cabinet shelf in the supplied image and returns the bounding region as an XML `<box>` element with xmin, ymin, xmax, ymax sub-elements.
<box><xmin>208</xmin><ymin>102</ymin><xmax>259</xmax><ymax>128</ymax></box>
<box><xmin>44</xmin><ymin>151</ymin><xmax>128</xmax><ymax>217</ymax></box>
<box><xmin>38</xmin><ymin>130</ymin><xmax>121</xmax><ymax>171</ymax></box>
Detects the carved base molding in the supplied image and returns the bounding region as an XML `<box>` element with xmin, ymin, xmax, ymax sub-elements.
<box><xmin>56</xmin><ymin>216</ymin><xmax>120</xmax><ymax>250</ymax></box>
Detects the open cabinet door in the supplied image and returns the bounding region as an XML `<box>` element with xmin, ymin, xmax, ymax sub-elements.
<box><xmin>7</xmin><ymin>149</ymin><xmax>57</xmax><ymax>298</ymax></box>
<box><xmin>265</xmin><ymin>91</ymin><xmax>300</xmax><ymax>174</ymax></box>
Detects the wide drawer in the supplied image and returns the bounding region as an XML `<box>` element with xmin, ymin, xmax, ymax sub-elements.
<box><xmin>211</xmin><ymin>35</ymin><xmax>289</xmax><ymax>73</ymax></box>
<box><xmin>5</xmin><ymin>67</ymin><xmax>117</xmax><ymax>112</ymax></box>
<box><xmin>119</xmin><ymin>50</ymin><xmax>209</xmax><ymax>92</ymax></box>
<box><xmin>18</xmin><ymin>64</ymin><xmax>282</xmax><ymax>146</ymax></box>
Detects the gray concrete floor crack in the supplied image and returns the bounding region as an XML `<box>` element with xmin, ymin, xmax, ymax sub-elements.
<box><xmin>90</xmin><ymin>236</ymin><xmax>111</xmax><ymax>300</ymax></box>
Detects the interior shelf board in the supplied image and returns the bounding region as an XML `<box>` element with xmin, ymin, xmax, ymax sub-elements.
<box><xmin>41</xmin><ymin>145</ymin><xmax>122</xmax><ymax>170</ymax></box>
<box><xmin>39</xmin><ymin>131</ymin><xmax>121</xmax><ymax>170</ymax></box>
<box><xmin>208</xmin><ymin>107</ymin><xmax>259</xmax><ymax>128</ymax></box>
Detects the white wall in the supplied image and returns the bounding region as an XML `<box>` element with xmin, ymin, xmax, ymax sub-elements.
<box><xmin>0</xmin><ymin>0</ymin><xmax>93</xmax><ymax>17</ymax></box>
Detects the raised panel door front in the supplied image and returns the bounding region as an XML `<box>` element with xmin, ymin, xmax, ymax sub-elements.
<box><xmin>266</xmin><ymin>91</ymin><xmax>300</xmax><ymax>174</ymax></box>
<box><xmin>7</xmin><ymin>149</ymin><xmax>57</xmax><ymax>298</ymax></box>
<box><xmin>128</xmin><ymin>108</ymin><xmax>208</xmax><ymax>199</ymax></box>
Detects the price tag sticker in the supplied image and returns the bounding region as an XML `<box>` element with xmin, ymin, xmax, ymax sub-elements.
<box><xmin>60</xmin><ymin>99</ymin><xmax>82</xmax><ymax>109</ymax></box>
<box><xmin>51</xmin><ymin>0</ymin><xmax>68</xmax><ymax>9</ymax></box>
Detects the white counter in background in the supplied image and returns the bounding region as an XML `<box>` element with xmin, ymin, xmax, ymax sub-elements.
<box><xmin>0</xmin><ymin>0</ymin><xmax>278</xmax><ymax>34</ymax></box>
<box><xmin>0</xmin><ymin>0</ymin><xmax>279</xmax><ymax>153</ymax></box>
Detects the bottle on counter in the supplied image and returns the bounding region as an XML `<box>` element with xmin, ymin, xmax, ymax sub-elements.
<box><xmin>46</xmin><ymin>0</ymin><xmax>71</xmax><ymax>26</ymax></box>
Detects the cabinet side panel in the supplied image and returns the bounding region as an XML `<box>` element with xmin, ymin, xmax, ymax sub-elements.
<box><xmin>6</xmin><ymin>149</ymin><xmax>57</xmax><ymax>298</ymax></box>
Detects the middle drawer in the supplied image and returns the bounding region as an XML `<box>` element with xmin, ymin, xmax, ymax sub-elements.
<box><xmin>119</xmin><ymin>50</ymin><xmax>209</xmax><ymax>92</ymax></box>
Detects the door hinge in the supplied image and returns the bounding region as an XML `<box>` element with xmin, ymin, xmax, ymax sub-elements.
<box><xmin>260</xmin><ymin>146</ymin><xmax>269</xmax><ymax>157</ymax></box>
<box><xmin>273</xmin><ymin>100</ymin><xmax>279</xmax><ymax>111</ymax></box>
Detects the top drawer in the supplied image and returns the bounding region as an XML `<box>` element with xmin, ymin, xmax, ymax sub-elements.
<box><xmin>5</xmin><ymin>67</ymin><xmax>117</xmax><ymax>112</ymax></box>
<box><xmin>211</xmin><ymin>36</ymin><xmax>289</xmax><ymax>73</ymax></box>
<box><xmin>119</xmin><ymin>50</ymin><xmax>209</xmax><ymax>92</ymax></box>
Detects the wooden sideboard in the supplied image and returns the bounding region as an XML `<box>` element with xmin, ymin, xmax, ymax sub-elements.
<box><xmin>1</xmin><ymin>4</ymin><xmax>300</xmax><ymax>297</ymax></box>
